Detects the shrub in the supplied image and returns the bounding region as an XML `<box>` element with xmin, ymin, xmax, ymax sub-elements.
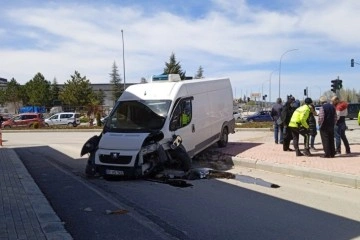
<box><xmin>32</xmin><ymin>122</ymin><xmax>40</xmax><ymax>129</ymax></box>
<box><xmin>80</xmin><ymin>117</ymin><xmax>89</xmax><ymax>123</ymax></box>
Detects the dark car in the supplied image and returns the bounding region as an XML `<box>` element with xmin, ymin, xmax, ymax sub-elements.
<box><xmin>245</xmin><ymin>110</ymin><xmax>272</xmax><ymax>122</ymax></box>
<box><xmin>347</xmin><ymin>103</ymin><xmax>360</xmax><ymax>120</ymax></box>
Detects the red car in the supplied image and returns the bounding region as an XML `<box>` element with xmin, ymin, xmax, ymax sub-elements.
<box><xmin>2</xmin><ymin>113</ymin><xmax>45</xmax><ymax>128</ymax></box>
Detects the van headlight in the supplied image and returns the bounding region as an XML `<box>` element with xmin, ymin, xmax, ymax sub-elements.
<box><xmin>141</xmin><ymin>143</ymin><xmax>158</xmax><ymax>155</ymax></box>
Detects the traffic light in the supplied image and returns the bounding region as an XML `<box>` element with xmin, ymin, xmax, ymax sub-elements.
<box><xmin>331</xmin><ymin>80</ymin><xmax>337</xmax><ymax>93</ymax></box>
<box><xmin>304</xmin><ymin>89</ymin><xmax>307</xmax><ymax>96</ymax></box>
<box><xmin>351</xmin><ymin>59</ymin><xmax>354</xmax><ymax>67</ymax></box>
<box><xmin>337</xmin><ymin>80</ymin><xmax>343</xmax><ymax>89</ymax></box>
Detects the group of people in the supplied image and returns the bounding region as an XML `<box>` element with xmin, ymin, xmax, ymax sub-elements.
<box><xmin>270</xmin><ymin>95</ymin><xmax>350</xmax><ymax>158</ymax></box>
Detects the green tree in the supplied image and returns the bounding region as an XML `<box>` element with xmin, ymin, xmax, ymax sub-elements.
<box><xmin>194</xmin><ymin>66</ymin><xmax>204</xmax><ymax>79</ymax></box>
<box><xmin>50</xmin><ymin>77</ymin><xmax>61</xmax><ymax>105</ymax></box>
<box><xmin>5</xmin><ymin>78</ymin><xmax>22</xmax><ymax>113</ymax></box>
<box><xmin>59</xmin><ymin>71</ymin><xmax>94</xmax><ymax>109</ymax></box>
<box><xmin>109</xmin><ymin>61</ymin><xmax>123</xmax><ymax>102</ymax></box>
<box><xmin>163</xmin><ymin>52</ymin><xmax>186</xmax><ymax>80</ymax></box>
<box><xmin>95</xmin><ymin>89</ymin><xmax>105</xmax><ymax>106</ymax></box>
<box><xmin>24</xmin><ymin>73</ymin><xmax>51</xmax><ymax>106</ymax></box>
<box><xmin>0</xmin><ymin>89</ymin><xmax>6</xmax><ymax>105</ymax></box>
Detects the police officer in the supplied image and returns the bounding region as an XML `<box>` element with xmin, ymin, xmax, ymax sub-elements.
<box><xmin>288</xmin><ymin>98</ymin><xmax>313</xmax><ymax>156</ymax></box>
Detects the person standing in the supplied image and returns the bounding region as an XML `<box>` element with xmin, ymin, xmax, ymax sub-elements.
<box><xmin>0</xmin><ymin>114</ymin><xmax>4</xmax><ymax>128</ymax></box>
<box><xmin>288</xmin><ymin>98</ymin><xmax>313</xmax><ymax>156</ymax></box>
<box><xmin>331</xmin><ymin>96</ymin><xmax>351</xmax><ymax>155</ymax></box>
<box><xmin>308</xmin><ymin>104</ymin><xmax>318</xmax><ymax>151</ymax></box>
<box><xmin>271</xmin><ymin>98</ymin><xmax>283</xmax><ymax>144</ymax></box>
<box><xmin>281</xmin><ymin>96</ymin><xmax>296</xmax><ymax>151</ymax></box>
<box><xmin>318</xmin><ymin>96</ymin><xmax>337</xmax><ymax>158</ymax></box>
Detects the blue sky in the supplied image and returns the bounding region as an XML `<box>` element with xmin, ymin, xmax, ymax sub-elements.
<box><xmin>1</xmin><ymin>0</ymin><xmax>360</xmax><ymax>102</ymax></box>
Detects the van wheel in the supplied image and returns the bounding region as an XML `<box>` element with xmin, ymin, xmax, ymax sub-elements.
<box><xmin>171</xmin><ymin>145</ymin><xmax>192</xmax><ymax>172</ymax></box>
<box><xmin>85</xmin><ymin>153</ymin><xmax>97</xmax><ymax>178</ymax></box>
<box><xmin>68</xmin><ymin>122</ymin><xmax>74</xmax><ymax>127</ymax></box>
<box><xmin>217</xmin><ymin>127</ymin><xmax>228</xmax><ymax>148</ymax></box>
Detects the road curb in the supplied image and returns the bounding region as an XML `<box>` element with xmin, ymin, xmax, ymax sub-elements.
<box><xmin>231</xmin><ymin>156</ymin><xmax>360</xmax><ymax>189</ymax></box>
<box><xmin>235</xmin><ymin>128</ymin><xmax>272</xmax><ymax>132</ymax></box>
<box><xmin>8</xmin><ymin>148</ymin><xmax>73</xmax><ymax>239</ymax></box>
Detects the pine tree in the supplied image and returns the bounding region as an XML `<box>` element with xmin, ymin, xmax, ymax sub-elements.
<box><xmin>194</xmin><ymin>66</ymin><xmax>204</xmax><ymax>79</ymax></box>
<box><xmin>5</xmin><ymin>78</ymin><xmax>22</xmax><ymax>113</ymax></box>
<box><xmin>24</xmin><ymin>73</ymin><xmax>51</xmax><ymax>106</ymax></box>
<box><xmin>109</xmin><ymin>61</ymin><xmax>123</xmax><ymax>102</ymax></box>
<box><xmin>59</xmin><ymin>71</ymin><xmax>95</xmax><ymax>108</ymax></box>
<box><xmin>163</xmin><ymin>53</ymin><xmax>186</xmax><ymax>80</ymax></box>
<box><xmin>50</xmin><ymin>78</ymin><xmax>61</xmax><ymax>105</ymax></box>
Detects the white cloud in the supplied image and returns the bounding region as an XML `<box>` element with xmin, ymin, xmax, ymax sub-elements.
<box><xmin>1</xmin><ymin>0</ymin><xmax>360</xmax><ymax>101</ymax></box>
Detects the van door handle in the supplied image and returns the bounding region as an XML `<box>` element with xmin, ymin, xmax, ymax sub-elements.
<box><xmin>192</xmin><ymin>124</ymin><xmax>195</xmax><ymax>133</ymax></box>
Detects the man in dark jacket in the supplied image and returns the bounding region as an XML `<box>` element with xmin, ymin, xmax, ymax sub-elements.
<box><xmin>0</xmin><ymin>114</ymin><xmax>4</xmax><ymax>128</ymax></box>
<box><xmin>271</xmin><ymin>98</ymin><xmax>283</xmax><ymax>144</ymax></box>
<box><xmin>318</xmin><ymin>96</ymin><xmax>337</xmax><ymax>158</ymax></box>
<box><xmin>308</xmin><ymin>104</ymin><xmax>318</xmax><ymax>151</ymax></box>
<box><xmin>280</xmin><ymin>96</ymin><xmax>296</xmax><ymax>151</ymax></box>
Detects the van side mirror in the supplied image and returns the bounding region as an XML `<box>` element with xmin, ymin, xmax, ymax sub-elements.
<box><xmin>170</xmin><ymin>117</ymin><xmax>179</xmax><ymax>131</ymax></box>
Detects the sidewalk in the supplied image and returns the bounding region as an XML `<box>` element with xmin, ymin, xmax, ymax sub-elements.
<box><xmin>0</xmin><ymin>148</ymin><xmax>72</xmax><ymax>240</ymax></box>
<box><xmin>220</xmin><ymin>128</ymin><xmax>360</xmax><ymax>188</ymax></box>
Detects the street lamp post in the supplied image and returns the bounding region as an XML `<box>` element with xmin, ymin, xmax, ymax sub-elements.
<box><xmin>121</xmin><ymin>29</ymin><xmax>126</xmax><ymax>91</ymax></box>
<box><xmin>278</xmin><ymin>49</ymin><xmax>298</xmax><ymax>98</ymax></box>
<box><xmin>268</xmin><ymin>70</ymin><xmax>277</xmax><ymax>103</ymax></box>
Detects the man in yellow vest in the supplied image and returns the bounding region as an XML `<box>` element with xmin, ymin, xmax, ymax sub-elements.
<box><xmin>288</xmin><ymin>98</ymin><xmax>313</xmax><ymax>156</ymax></box>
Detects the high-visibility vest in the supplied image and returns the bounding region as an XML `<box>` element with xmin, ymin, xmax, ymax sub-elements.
<box><xmin>288</xmin><ymin>104</ymin><xmax>310</xmax><ymax>129</ymax></box>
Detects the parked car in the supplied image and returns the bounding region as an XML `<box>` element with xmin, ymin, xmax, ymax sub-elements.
<box><xmin>347</xmin><ymin>103</ymin><xmax>360</xmax><ymax>120</ymax></box>
<box><xmin>2</xmin><ymin>113</ymin><xmax>45</xmax><ymax>128</ymax></box>
<box><xmin>245</xmin><ymin>110</ymin><xmax>272</xmax><ymax>122</ymax></box>
<box><xmin>45</xmin><ymin>112</ymin><xmax>80</xmax><ymax>127</ymax></box>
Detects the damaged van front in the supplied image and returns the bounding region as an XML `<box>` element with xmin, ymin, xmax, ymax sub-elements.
<box><xmin>82</xmin><ymin>98</ymin><xmax>191</xmax><ymax>178</ymax></box>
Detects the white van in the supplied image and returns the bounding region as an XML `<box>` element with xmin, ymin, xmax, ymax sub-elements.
<box><xmin>45</xmin><ymin>112</ymin><xmax>80</xmax><ymax>127</ymax></box>
<box><xmin>88</xmin><ymin>74</ymin><xmax>235</xmax><ymax>177</ymax></box>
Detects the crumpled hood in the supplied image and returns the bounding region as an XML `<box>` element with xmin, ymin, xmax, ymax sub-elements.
<box><xmin>98</xmin><ymin>132</ymin><xmax>150</xmax><ymax>150</ymax></box>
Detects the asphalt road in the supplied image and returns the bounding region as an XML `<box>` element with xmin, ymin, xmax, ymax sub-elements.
<box><xmin>3</xmin><ymin>124</ymin><xmax>360</xmax><ymax>240</ymax></box>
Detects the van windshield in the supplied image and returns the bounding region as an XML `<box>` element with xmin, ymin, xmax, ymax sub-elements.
<box><xmin>104</xmin><ymin>100</ymin><xmax>171</xmax><ymax>132</ymax></box>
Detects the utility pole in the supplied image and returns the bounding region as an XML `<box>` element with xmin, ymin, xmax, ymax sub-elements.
<box><xmin>121</xmin><ymin>30</ymin><xmax>126</xmax><ymax>91</ymax></box>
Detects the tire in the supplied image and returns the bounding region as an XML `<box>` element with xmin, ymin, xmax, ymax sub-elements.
<box><xmin>68</xmin><ymin>122</ymin><xmax>75</xmax><ymax>127</ymax></box>
<box><xmin>217</xmin><ymin>127</ymin><xmax>229</xmax><ymax>148</ymax></box>
<box><xmin>171</xmin><ymin>145</ymin><xmax>192</xmax><ymax>172</ymax></box>
<box><xmin>85</xmin><ymin>153</ymin><xmax>97</xmax><ymax>178</ymax></box>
